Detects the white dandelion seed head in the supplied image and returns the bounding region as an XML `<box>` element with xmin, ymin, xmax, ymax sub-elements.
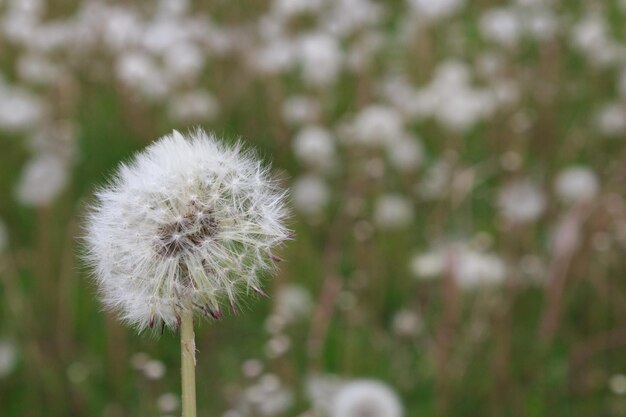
<box><xmin>410</xmin><ymin>243</ymin><xmax>506</xmax><ymax>289</ymax></box>
<box><xmin>292</xmin><ymin>175</ymin><xmax>330</xmax><ymax>217</ymax></box>
<box><xmin>554</xmin><ymin>166</ymin><xmax>599</xmax><ymax>204</ymax></box>
<box><xmin>281</xmin><ymin>95</ymin><xmax>321</xmax><ymax>126</ymax></box>
<box><xmin>392</xmin><ymin>309</ymin><xmax>423</xmax><ymax>338</ymax></box>
<box><xmin>595</xmin><ymin>103</ymin><xmax>626</xmax><ymax>136</ymax></box>
<box><xmin>292</xmin><ymin>125</ymin><xmax>336</xmax><ymax>172</ymax></box>
<box><xmin>274</xmin><ymin>284</ymin><xmax>313</xmax><ymax>323</ymax></box>
<box><xmin>331</xmin><ymin>379</ymin><xmax>403</xmax><ymax>417</ymax></box>
<box><xmin>0</xmin><ymin>85</ymin><xmax>45</xmax><ymax>133</ymax></box>
<box><xmin>84</xmin><ymin>129</ymin><xmax>291</xmax><ymax>331</ymax></box>
<box><xmin>479</xmin><ymin>7</ymin><xmax>521</xmax><ymax>47</ymax></box>
<box><xmin>167</xmin><ymin>90</ymin><xmax>220</xmax><ymax>123</ymax></box>
<box><xmin>497</xmin><ymin>179</ymin><xmax>545</xmax><ymax>224</ymax></box>
<box><xmin>16</xmin><ymin>153</ymin><xmax>69</xmax><ymax>207</ymax></box>
<box><xmin>0</xmin><ymin>339</ymin><xmax>17</xmax><ymax>379</ymax></box>
<box><xmin>386</xmin><ymin>134</ymin><xmax>424</xmax><ymax>172</ymax></box>
<box><xmin>408</xmin><ymin>0</ymin><xmax>464</xmax><ymax>22</ymax></box>
<box><xmin>296</xmin><ymin>32</ymin><xmax>343</xmax><ymax>87</ymax></box>
<box><xmin>373</xmin><ymin>194</ymin><xmax>414</xmax><ymax>231</ymax></box>
<box><xmin>347</xmin><ymin>105</ymin><xmax>404</xmax><ymax>148</ymax></box>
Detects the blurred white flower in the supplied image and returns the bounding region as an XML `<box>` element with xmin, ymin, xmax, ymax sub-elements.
<box><xmin>265</xmin><ymin>334</ymin><xmax>291</xmax><ymax>358</ymax></box>
<box><xmin>272</xmin><ymin>0</ymin><xmax>323</xmax><ymax>18</ymax></box>
<box><xmin>157</xmin><ymin>0</ymin><xmax>190</xmax><ymax>17</ymax></box>
<box><xmin>0</xmin><ymin>339</ymin><xmax>17</xmax><ymax>378</ymax></box>
<box><xmin>245</xmin><ymin>374</ymin><xmax>294</xmax><ymax>416</ymax></box>
<box><xmin>0</xmin><ymin>86</ymin><xmax>45</xmax><ymax>133</ymax></box>
<box><xmin>418</xmin><ymin>160</ymin><xmax>452</xmax><ymax>200</ymax></box>
<box><xmin>480</xmin><ymin>7</ymin><xmax>521</xmax><ymax>47</ymax></box>
<box><xmin>292</xmin><ymin>126</ymin><xmax>336</xmax><ymax>172</ymax></box>
<box><xmin>16</xmin><ymin>153</ymin><xmax>69</xmax><ymax>206</ymax></box>
<box><xmin>411</xmin><ymin>243</ymin><xmax>507</xmax><ymax>288</ymax></box>
<box><xmin>143</xmin><ymin>360</ymin><xmax>166</xmax><ymax>380</ymax></box>
<box><xmin>595</xmin><ymin>103</ymin><xmax>626</xmax><ymax>136</ymax></box>
<box><xmin>609</xmin><ymin>374</ymin><xmax>626</xmax><ymax>396</ymax></box>
<box><xmin>275</xmin><ymin>284</ymin><xmax>314</xmax><ymax>323</ymax></box>
<box><xmin>347</xmin><ymin>105</ymin><xmax>404</xmax><ymax>147</ymax></box>
<box><xmin>282</xmin><ymin>95</ymin><xmax>321</xmax><ymax>126</ymax></box>
<box><xmin>408</xmin><ymin>0</ymin><xmax>464</xmax><ymax>22</ymax></box>
<box><xmin>242</xmin><ymin>358</ymin><xmax>264</xmax><ymax>378</ymax></box>
<box><xmin>331</xmin><ymin>380</ymin><xmax>403</xmax><ymax>417</ymax></box>
<box><xmin>306</xmin><ymin>373</ymin><xmax>344</xmax><ymax>413</ymax></box>
<box><xmin>168</xmin><ymin>90</ymin><xmax>219</xmax><ymax>123</ymax></box>
<box><xmin>292</xmin><ymin>175</ymin><xmax>330</xmax><ymax>217</ymax></box>
<box><xmin>252</xmin><ymin>38</ymin><xmax>296</xmax><ymax>75</ymax></box>
<box><xmin>116</xmin><ymin>51</ymin><xmax>170</xmax><ymax>100</ymax></box>
<box><xmin>297</xmin><ymin>32</ymin><xmax>343</xmax><ymax>87</ymax></box>
<box><xmin>498</xmin><ymin>179</ymin><xmax>545</xmax><ymax>223</ymax></box>
<box><xmin>322</xmin><ymin>0</ymin><xmax>383</xmax><ymax>37</ymax></box>
<box><xmin>163</xmin><ymin>42</ymin><xmax>205</xmax><ymax>82</ymax></box>
<box><xmin>373</xmin><ymin>194</ymin><xmax>414</xmax><ymax>231</ymax></box>
<box><xmin>386</xmin><ymin>135</ymin><xmax>424</xmax><ymax>172</ymax></box>
<box><xmin>392</xmin><ymin>309</ymin><xmax>423</xmax><ymax>338</ymax></box>
<box><xmin>158</xmin><ymin>393</ymin><xmax>180</xmax><ymax>413</ymax></box>
<box><xmin>413</xmin><ymin>60</ymin><xmax>497</xmax><ymax>132</ymax></box>
<box><xmin>410</xmin><ymin>251</ymin><xmax>443</xmax><ymax>278</ymax></box>
<box><xmin>554</xmin><ymin>166</ymin><xmax>599</xmax><ymax>204</ymax></box>
<box><xmin>571</xmin><ymin>13</ymin><xmax>620</xmax><ymax>67</ymax></box>
<box><xmin>84</xmin><ymin>130</ymin><xmax>290</xmax><ymax>331</ymax></box>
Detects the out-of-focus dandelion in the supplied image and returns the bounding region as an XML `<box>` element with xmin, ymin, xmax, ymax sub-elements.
<box><xmin>16</xmin><ymin>153</ymin><xmax>69</xmax><ymax>207</ymax></box>
<box><xmin>331</xmin><ymin>379</ymin><xmax>403</xmax><ymax>417</ymax></box>
<box><xmin>292</xmin><ymin>175</ymin><xmax>330</xmax><ymax>218</ymax></box>
<box><xmin>411</xmin><ymin>242</ymin><xmax>506</xmax><ymax>289</ymax></box>
<box><xmin>0</xmin><ymin>339</ymin><xmax>17</xmax><ymax>378</ymax></box>
<box><xmin>554</xmin><ymin>166</ymin><xmax>599</xmax><ymax>204</ymax></box>
<box><xmin>392</xmin><ymin>309</ymin><xmax>423</xmax><ymax>338</ymax></box>
<box><xmin>373</xmin><ymin>194</ymin><xmax>414</xmax><ymax>231</ymax></box>
<box><xmin>292</xmin><ymin>126</ymin><xmax>336</xmax><ymax>172</ymax></box>
<box><xmin>84</xmin><ymin>129</ymin><xmax>290</xmax><ymax>417</ymax></box>
<box><xmin>497</xmin><ymin>179</ymin><xmax>545</xmax><ymax>224</ymax></box>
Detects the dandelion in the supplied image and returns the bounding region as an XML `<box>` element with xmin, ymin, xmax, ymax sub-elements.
<box><xmin>554</xmin><ymin>166</ymin><xmax>599</xmax><ymax>204</ymax></box>
<box><xmin>16</xmin><ymin>153</ymin><xmax>69</xmax><ymax>207</ymax></box>
<box><xmin>331</xmin><ymin>379</ymin><xmax>403</xmax><ymax>417</ymax></box>
<box><xmin>84</xmin><ymin>129</ymin><xmax>290</xmax><ymax>417</ymax></box>
<box><xmin>292</xmin><ymin>126</ymin><xmax>336</xmax><ymax>172</ymax></box>
<box><xmin>0</xmin><ymin>339</ymin><xmax>17</xmax><ymax>379</ymax></box>
<box><xmin>410</xmin><ymin>243</ymin><xmax>506</xmax><ymax>289</ymax></box>
<box><xmin>373</xmin><ymin>194</ymin><xmax>414</xmax><ymax>231</ymax></box>
<box><xmin>392</xmin><ymin>309</ymin><xmax>423</xmax><ymax>338</ymax></box>
<box><xmin>167</xmin><ymin>90</ymin><xmax>220</xmax><ymax>123</ymax></box>
<box><xmin>497</xmin><ymin>179</ymin><xmax>545</xmax><ymax>224</ymax></box>
<box><xmin>292</xmin><ymin>175</ymin><xmax>330</xmax><ymax>218</ymax></box>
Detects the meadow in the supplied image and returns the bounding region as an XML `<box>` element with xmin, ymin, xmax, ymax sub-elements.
<box><xmin>1</xmin><ymin>0</ymin><xmax>626</xmax><ymax>416</ymax></box>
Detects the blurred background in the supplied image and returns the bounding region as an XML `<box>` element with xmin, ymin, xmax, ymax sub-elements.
<box><xmin>1</xmin><ymin>0</ymin><xmax>626</xmax><ymax>416</ymax></box>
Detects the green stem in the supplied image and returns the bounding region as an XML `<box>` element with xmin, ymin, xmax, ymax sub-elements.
<box><xmin>180</xmin><ymin>310</ymin><xmax>197</xmax><ymax>417</ymax></box>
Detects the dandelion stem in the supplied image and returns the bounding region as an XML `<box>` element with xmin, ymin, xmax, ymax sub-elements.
<box><xmin>180</xmin><ymin>310</ymin><xmax>197</xmax><ymax>417</ymax></box>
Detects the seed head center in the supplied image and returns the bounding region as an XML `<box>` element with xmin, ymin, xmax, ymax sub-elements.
<box><xmin>155</xmin><ymin>205</ymin><xmax>219</xmax><ymax>257</ymax></box>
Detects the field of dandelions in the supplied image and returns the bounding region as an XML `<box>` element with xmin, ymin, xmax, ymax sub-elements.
<box><xmin>1</xmin><ymin>0</ymin><xmax>626</xmax><ymax>416</ymax></box>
